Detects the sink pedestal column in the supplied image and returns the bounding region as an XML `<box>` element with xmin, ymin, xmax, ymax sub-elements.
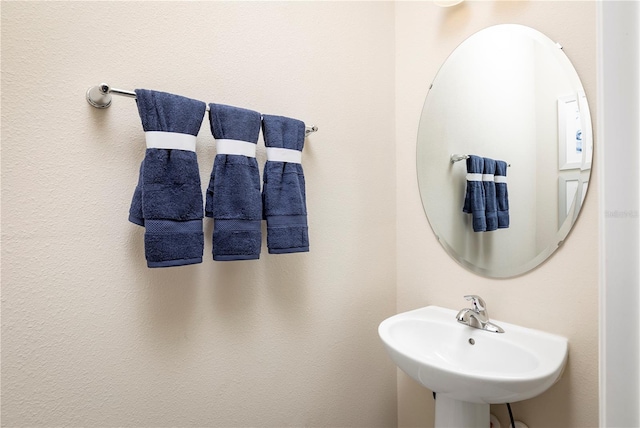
<box><xmin>434</xmin><ymin>395</ymin><xmax>489</xmax><ymax>428</ymax></box>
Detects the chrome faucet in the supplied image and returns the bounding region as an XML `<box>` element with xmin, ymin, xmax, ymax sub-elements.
<box><xmin>456</xmin><ymin>295</ymin><xmax>505</xmax><ymax>333</ymax></box>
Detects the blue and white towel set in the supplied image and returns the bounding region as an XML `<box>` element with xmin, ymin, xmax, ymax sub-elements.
<box><xmin>206</xmin><ymin>104</ymin><xmax>263</xmax><ymax>262</ymax></box>
<box><xmin>262</xmin><ymin>115</ymin><xmax>309</xmax><ymax>254</ymax></box>
<box><xmin>129</xmin><ymin>89</ymin><xmax>207</xmax><ymax>267</ymax></box>
<box><xmin>463</xmin><ymin>154</ymin><xmax>509</xmax><ymax>233</ymax></box>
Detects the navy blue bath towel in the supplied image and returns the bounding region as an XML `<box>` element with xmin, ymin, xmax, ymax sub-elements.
<box><xmin>206</xmin><ymin>104</ymin><xmax>262</xmax><ymax>261</ymax></box>
<box><xmin>482</xmin><ymin>157</ymin><xmax>498</xmax><ymax>232</ymax></box>
<box><xmin>462</xmin><ymin>155</ymin><xmax>486</xmax><ymax>232</ymax></box>
<box><xmin>261</xmin><ymin>115</ymin><xmax>309</xmax><ymax>254</ymax></box>
<box><xmin>128</xmin><ymin>89</ymin><xmax>206</xmax><ymax>267</ymax></box>
<box><xmin>495</xmin><ymin>160</ymin><xmax>510</xmax><ymax>228</ymax></box>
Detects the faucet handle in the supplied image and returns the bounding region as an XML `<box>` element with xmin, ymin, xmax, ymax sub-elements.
<box><xmin>463</xmin><ymin>295</ymin><xmax>487</xmax><ymax>314</ymax></box>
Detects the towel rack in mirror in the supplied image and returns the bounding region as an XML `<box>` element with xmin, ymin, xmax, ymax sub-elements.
<box><xmin>450</xmin><ymin>154</ymin><xmax>511</xmax><ymax>167</ymax></box>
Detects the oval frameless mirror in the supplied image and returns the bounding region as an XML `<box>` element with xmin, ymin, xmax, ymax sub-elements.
<box><xmin>417</xmin><ymin>24</ymin><xmax>593</xmax><ymax>278</ymax></box>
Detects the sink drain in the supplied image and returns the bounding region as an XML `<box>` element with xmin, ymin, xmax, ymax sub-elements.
<box><xmin>468</xmin><ymin>338</ymin><xmax>475</xmax><ymax>345</ymax></box>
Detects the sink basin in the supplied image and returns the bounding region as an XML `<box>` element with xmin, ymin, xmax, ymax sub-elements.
<box><xmin>378</xmin><ymin>305</ymin><xmax>568</xmax><ymax>405</ymax></box>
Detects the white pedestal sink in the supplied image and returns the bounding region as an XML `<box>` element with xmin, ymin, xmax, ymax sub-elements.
<box><xmin>378</xmin><ymin>306</ymin><xmax>568</xmax><ymax>428</ymax></box>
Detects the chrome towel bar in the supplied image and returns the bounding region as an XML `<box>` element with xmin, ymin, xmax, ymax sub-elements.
<box><xmin>86</xmin><ymin>83</ymin><xmax>318</xmax><ymax>137</ymax></box>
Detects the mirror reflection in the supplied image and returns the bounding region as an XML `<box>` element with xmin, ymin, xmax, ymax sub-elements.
<box><xmin>417</xmin><ymin>24</ymin><xmax>592</xmax><ymax>278</ymax></box>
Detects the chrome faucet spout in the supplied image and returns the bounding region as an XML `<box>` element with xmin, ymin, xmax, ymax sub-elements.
<box><xmin>464</xmin><ymin>295</ymin><xmax>489</xmax><ymax>322</ymax></box>
<box><xmin>456</xmin><ymin>295</ymin><xmax>505</xmax><ymax>333</ymax></box>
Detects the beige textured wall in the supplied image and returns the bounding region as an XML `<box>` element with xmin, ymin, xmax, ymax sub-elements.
<box><xmin>395</xmin><ymin>2</ymin><xmax>598</xmax><ymax>427</ymax></box>
<box><xmin>1</xmin><ymin>2</ymin><xmax>397</xmax><ymax>426</ymax></box>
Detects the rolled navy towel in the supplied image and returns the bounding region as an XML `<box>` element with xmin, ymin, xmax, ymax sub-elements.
<box><xmin>206</xmin><ymin>104</ymin><xmax>262</xmax><ymax>261</ymax></box>
<box><xmin>462</xmin><ymin>155</ymin><xmax>486</xmax><ymax>232</ymax></box>
<box><xmin>129</xmin><ymin>89</ymin><xmax>207</xmax><ymax>268</ymax></box>
<box><xmin>482</xmin><ymin>157</ymin><xmax>498</xmax><ymax>232</ymax></box>
<box><xmin>495</xmin><ymin>160</ymin><xmax>510</xmax><ymax>228</ymax></box>
<box><xmin>261</xmin><ymin>115</ymin><xmax>309</xmax><ymax>254</ymax></box>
